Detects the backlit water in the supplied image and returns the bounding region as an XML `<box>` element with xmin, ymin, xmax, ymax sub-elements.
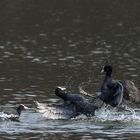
<box><xmin>0</xmin><ymin>1</ymin><xmax>140</xmax><ymax>139</ymax></box>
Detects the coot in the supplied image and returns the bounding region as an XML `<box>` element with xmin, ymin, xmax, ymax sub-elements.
<box><xmin>0</xmin><ymin>104</ymin><xmax>28</xmax><ymax>118</ymax></box>
<box><xmin>99</xmin><ymin>65</ymin><xmax>123</xmax><ymax>107</ymax></box>
<box><xmin>55</xmin><ymin>87</ymin><xmax>103</xmax><ymax>116</ymax></box>
<box><xmin>99</xmin><ymin>64</ymin><xmax>140</xmax><ymax>107</ymax></box>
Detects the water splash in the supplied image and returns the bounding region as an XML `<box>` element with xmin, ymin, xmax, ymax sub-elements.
<box><xmin>0</xmin><ymin>112</ymin><xmax>19</xmax><ymax>120</ymax></box>
<box><xmin>78</xmin><ymin>79</ymin><xmax>95</xmax><ymax>98</ymax></box>
<box><xmin>94</xmin><ymin>106</ymin><xmax>140</xmax><ymax>123</ymax></box>
<box><xmin>35</xmin><ymin>101</ymin><xmax>75</xmax><ymax>120</ymax></box>
<box><xmin>35</xmin><ymin>101</ymin><xmax>140</xmax><ymax>123</ymax></box>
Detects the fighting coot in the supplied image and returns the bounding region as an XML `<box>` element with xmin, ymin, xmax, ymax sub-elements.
<box><xmin>55</xmin><ymin>87</ymin><xmax>103</xmax><ymax>116</ymax></box>
<box><xmin>99</xmin><ymin>64</ymin><xmax>140</xmax><ymax>107</ymax></box>
<box><xmin>0</xmin><ymin>104</ymin><xmax>28</xmax><ymax>118</ymax></box>
<box><xmin>99</xmin><ymin>65</ymin><xmax>123</xmax><ymax>107</ymax></box>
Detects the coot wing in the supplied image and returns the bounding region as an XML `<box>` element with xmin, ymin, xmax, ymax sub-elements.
<box><xmin>110</xmin><ymin>82</ymin><xmax>123</xmax><ymax>107</ymax></box>
<box><xmin>123</xmin><ymin>80</ymin><xmax>140</xmax><ymax>103</ymax></box>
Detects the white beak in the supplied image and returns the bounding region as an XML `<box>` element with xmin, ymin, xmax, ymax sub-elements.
<box><xmin>101</xmin><ymin>69</ymin><xmax>104</xmax><ymax>73</ymax></box>
<box><xmin>20</xmin><ymin>104</ymin><xmax>29</xmax><ymax>109</ymax></box>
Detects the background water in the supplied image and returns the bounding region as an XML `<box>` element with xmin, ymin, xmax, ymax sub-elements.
<box><xmin>0</xmin><ymin>0</ymin><xmax>140</xmax><ymax>139</ymax></box>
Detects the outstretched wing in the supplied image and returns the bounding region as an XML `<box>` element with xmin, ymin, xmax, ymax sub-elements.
<box><xmin>35</xmin><ymin>101</ymin><xmax>77</xmax><ymax>119</ymax></box>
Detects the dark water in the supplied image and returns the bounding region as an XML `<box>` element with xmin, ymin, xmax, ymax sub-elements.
<box><xmin>0</xmin><ymin>0</ymin><xmax>140</xmax><ymax>139</ymax></box>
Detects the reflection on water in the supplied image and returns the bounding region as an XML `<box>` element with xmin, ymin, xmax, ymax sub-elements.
<box><xmin>0</xmin><ymin>0</ymin><xmax>140</xmax><ymax>139</ymax></box>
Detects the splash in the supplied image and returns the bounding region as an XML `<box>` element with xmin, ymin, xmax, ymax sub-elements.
<box><xmin>0</xmin><ymin>112</ymin><xmax>19</xmax><ymax>120</ymax></box>
<box><xmin>35</xmin><ymin>101</ymin><xmax>76</xmax><ymax>120</ymax></box>
<box><xmin>94</xmin><ymin>106</ymin><xmax>140</xmax><ymax>123</ymax></box>
<box><xmin>78</xmin><ymin>80</ymin><xmax>95</xmax><ymax>98</ymax></box>
<box><xmin>35</xmin><ymin>101</ymin><xmax>140</xmax><ymax>123</ymax></box>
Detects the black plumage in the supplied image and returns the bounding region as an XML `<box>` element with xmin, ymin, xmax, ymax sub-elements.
<box><xmin>99</xmin><ymin>65</ymin><xmax>123</xmax><ymax>107</ymax></box>
<box><xmin>99</xmin><ymin>64</ymin><xmax>140</xmax><ymax>107</ymax></box>
<box><xmin>55</xmin><ymin>87</ymin><xmax>103</xmax><ymax>116</ymax></box>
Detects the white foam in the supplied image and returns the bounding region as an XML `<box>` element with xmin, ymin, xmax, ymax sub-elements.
<box><xmin>35</xmin><ymin>101</ymin><xmax>140</xmax><ymax>123</ymax></box>
<box><xmin>94</xmin><ymin>106</ymin><xmax>140</xmax><ymax>123</ymax></box>
<box><xmin>35</xmin><ymin>101</ymin><xmax>73</xmax><ymax>120</ymax></box>
<box><xmin>0</xmin><ymin>112</ymin><xmax>19</xmax><ymax>120</ymax></box>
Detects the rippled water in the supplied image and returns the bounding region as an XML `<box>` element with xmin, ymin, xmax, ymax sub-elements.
<box><xmin>0</xmin><ymin>1</ymin><xmax>140</xmax><ymax>139</ymax></box>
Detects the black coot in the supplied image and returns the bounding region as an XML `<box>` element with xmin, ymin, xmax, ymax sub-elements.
<box><xmin>99</xmin><ymin>64</ymin><xmax>140</xmax><ymax>107</ymax></box>
<box><xmin>0</xmin><ymin>104</ymin><xmax>28</xmax><ymax>117</ymax></box>
<box><xmin>55</xmin><ymin>87</ymin><xmax>103</xmax><ymax>116</ymax></box>
<box><xmin>99</xmin><ymin>65</ymin><xmax>123</xmax><ymax>107</ymax></box>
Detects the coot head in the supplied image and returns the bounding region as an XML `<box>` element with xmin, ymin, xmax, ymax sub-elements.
<box><xmin>17</xmin><ymin>104</ymin><xmax>28</xmax><ymax>116</ymax></box>
<box><xmin>55</xmin><ymin>87</ymin><xmax>66</xmax><ymax>94</ymax></box>
<box><xmin>101</xmin><ymin>65</ymin><xmax>112</xmax><ymax>76</ymax></box>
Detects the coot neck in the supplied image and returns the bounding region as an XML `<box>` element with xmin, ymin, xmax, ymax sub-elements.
<box><xmin>104</xmin><ymin>71</ymin><xmax>112</xmax><ymax>80</ymax></box>
<box><xmin>17</xmin><ymin>107</ymin><xmax>21</xmax><ymax>116</ymax></box>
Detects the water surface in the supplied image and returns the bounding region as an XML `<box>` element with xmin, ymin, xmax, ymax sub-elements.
<box><xmin>0</xmin><ymin>1</ymin><xmax>140</xmax><ymax>139</ymax></box>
